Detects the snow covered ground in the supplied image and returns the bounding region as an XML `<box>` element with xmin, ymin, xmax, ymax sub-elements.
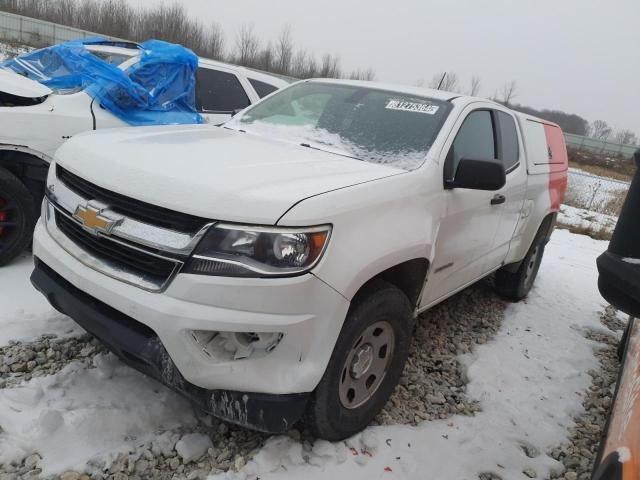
<box><xmin>216</xmin><ymin>229</ymin><xmax>610</xmax><ymax>480</ymax></box>
<box><xmin>0</xmin><ymin>254</ymin><xmax>82</xmax><ymax>345</ymax></box>
<box><xmin>565</xmin><ymin>168</ymin><xmax>629</xmax><ymax>215</ymax></box>
<box><xmin>0</xmin><ymin>41</ymin><xmax>31</xmax><ymax>62</ymax></box>
<box><xmin>557</xmin><ymin>204</ymin><xmax>618</xmax><ymax>236</ymax></box>
<box><xmin>0</xmin><ymin>229</ymin><xmax>613</xmax><ymax>479</ymax></box>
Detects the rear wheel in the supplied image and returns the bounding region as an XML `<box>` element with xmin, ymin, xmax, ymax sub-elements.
<box><xmin>495</xmin><ymin>229</ymin><xmax>546</xmax><ymax>301</ymax></box>
<box><xmin>0</xmin><ymin>168</ymin><xmax>35</xmax><ymax>267</ymax></box>
<box><xmin>305</xmin><ymin>280</ymin><xmax>413</xmax><ymax>440</ymax></box>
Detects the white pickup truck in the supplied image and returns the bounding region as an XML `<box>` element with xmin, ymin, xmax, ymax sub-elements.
<box><xmin>0</xmin><ymin>41</ymin><xmax>288</xmax><ymax>265</ymax></box>
<box><xmin>31</xmin><ymin>79</ymin><xmax>568</xmax><ymax>439</ymax></box>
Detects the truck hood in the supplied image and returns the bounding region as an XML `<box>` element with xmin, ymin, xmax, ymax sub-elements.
<box><xmin>55</xmin><ymin>124</ymin><xmax>404</xmax><ymax>225</ymax></box>
<box><xmin>0</xmin><ymin>68</ymin><xmax>52</xmax><ymax>97</ymax></box>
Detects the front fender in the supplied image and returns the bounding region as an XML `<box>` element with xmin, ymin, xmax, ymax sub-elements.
<box><xmin>0</xmin><ymin>144</ymin><xmax>52</xmax><ymax>163</ymax></box>
<box><xmin>278</xmin><ymin>170</ymin><xmax>442</xmax><ymax>301</ymax></box>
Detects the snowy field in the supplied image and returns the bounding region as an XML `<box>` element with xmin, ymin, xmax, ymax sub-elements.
<box><xmin>565</xmin><ymin>168</ymin><xmax>629</xmax><ymax>215</ymax></box>
<box><xmin>557</xmin><ymin>204</ymin><xmax>618</xmax><ymax>236</ymax></box>
<box><xmin>0</xmin><ymin>41</ymin><xmax>30</xmax><ymax>62</ymax></box>
<box><xmin>0</xmin><ymin>229</ymin><xmax>615</xmax><ymax>480</ymax></box>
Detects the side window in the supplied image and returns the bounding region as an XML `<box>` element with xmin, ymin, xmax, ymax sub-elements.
<box><xmin>196</xmin><ymin>68</ymin><xmax>250</xmax><ymax>113</ymax></box>
<box><xmin>248</xmin><ymin>78</ymin><xmax>279</xmax><ymax>98</ymax></box>
<box><xmin>446</xmin><ymin>110</ymin><xmax>495</xmax><ymax>180</ymax></box>
<box><xmin>496</xmin><ymin>111</ymin><xmax>520</xmax><ymax>172</ymax></box>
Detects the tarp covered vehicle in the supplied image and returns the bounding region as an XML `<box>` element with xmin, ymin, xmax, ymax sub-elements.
<box><xmin>0</xmin><ymin>38</ymin><xmax>288</xmax><ymax>266</ymax></box>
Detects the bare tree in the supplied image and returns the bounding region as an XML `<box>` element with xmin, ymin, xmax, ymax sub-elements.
<box><xmin>468</xmin><ymin>75</ymin><xmax>481</xmax><ymax>96</ymax></box>
<box><xmin>234</xmin><ymin>23</ymin><xmax>259</xmax><ymax>67</ymax></box>
<box><xmin>499</xmin><ymin>80</ymin><xmax>518</xmax><ymax>106</ymax></box>
<box><xmin>349</xmin><ymin>68</ymin><xmax>376</xmax><ymax>81</ymax></box>
<box><xmin>305</xmin><ymin>54</ymin><xmax>319</xmax><ymax>78</ymax></box>
<box><xmin>591</xmin><ymin>120</ymin><xmax>612</xmax><ymax>140</ymax></box>
<box><xmin>319</xmin><ymin>54</ymin><xmax>341</xmax><ymax>78</ymax></box>
<box><xmin>274</xmin><ymin>25</ymin><xmax>293</xmax><ymax>75</ymax></box>
<box><xmin>256</xmin><ymin>42</ymin><xmax>275</xmax><ymax>71</ymax></box>
<box><xmin>206</xmin><ymin>22</ymin><xmax>225</xmax><ymax>60</ymax></box>
<box><xmin>290</xmin><ymin>50</ymin><xmax>308</xmax><ymax>78</ymax></box>
<box><xmin>614</xmin><ymin>129</ymin><xmax>638</xmax><ymax>145</ymax></box>
<box><xmin>428</xmin><ymin>71</ymin><xmax>459</xmax><ymax>92</ymax></box>
<box><xmin>1</xmin><ymin>0</ymin><xmax>377</xmax><ymax>81</ymax></box>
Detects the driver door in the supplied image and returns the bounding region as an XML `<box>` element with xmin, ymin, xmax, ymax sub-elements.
<box><xmin>421</xmin><ymin>108</ymin><xmax>506</xmax><ymax>307</ymax></box>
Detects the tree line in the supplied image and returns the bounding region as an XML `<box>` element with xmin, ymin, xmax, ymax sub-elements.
<box><xmin>0</xmin><ymin>0</ymin><xmax>376</xmax><ymax>80</ymax></box>
<box><xmin>426</xmin><ymin>71</ymin><xmax>637</xmax><ymax>145</ymax></box>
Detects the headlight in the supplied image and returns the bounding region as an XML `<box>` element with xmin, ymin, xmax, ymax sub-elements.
<box><xmin>183</xmin><ymin>224</ymin><xmax>331</xmax><ymax>277</ymax></box>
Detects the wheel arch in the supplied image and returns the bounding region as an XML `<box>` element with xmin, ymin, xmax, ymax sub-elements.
<box><xmin>503</xmin><ymin>212</ymin><xmax>557</xmax><ymax>273</ymax></box>
<box><xmin>0</xmin><ymin>147</ymin><xmax>50</xmax><ymax>207</ymax></box>
<box><xmin>349</xmin><ymin>258</ymin><xmax>430</xmax><ymax>312</ymax></box>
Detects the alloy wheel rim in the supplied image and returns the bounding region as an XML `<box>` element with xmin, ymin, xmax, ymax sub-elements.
<box><xmin>0</xmin><ymin>194</ymin><xmax>19</xmax><ymax>251</ymax></box>
<box><xmin>339</xmin><ymin>320</ymin><xmax>395</xmax><ymax>409</ymax></box>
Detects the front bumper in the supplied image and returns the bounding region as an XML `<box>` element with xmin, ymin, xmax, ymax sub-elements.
<box><xmin>32</xmin><ymin>217</ymin><xmax>350</xmax><ymax>396</ymax></box>
<box><xmin>31</xmin><ymin>259</ymin><xmax>308</xmax><ymax>433</ymax></box>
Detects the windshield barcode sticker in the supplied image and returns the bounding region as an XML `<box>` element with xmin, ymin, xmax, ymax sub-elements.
<box><xmin>385</xmin><ymin>100</ymin><xmax>439</xmax><ymax>115</ymax></box>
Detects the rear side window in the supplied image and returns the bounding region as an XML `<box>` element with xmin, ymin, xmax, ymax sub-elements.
<box><xmin>249</xmin><ymin>78</ymin><xmax>279</xmax><ymax>98</ymax></box>
<box><xmin>496</xmin><ymin>111</ymin><xmax>520</xmax><ymax>172</ymax></box>
<box><xmin>447</xmin><ymin>110</ymin><xmax>495</xmax><ymax>180</ymax></box>
<box><xmin>196</xmin><ymin>68</ymin><xmax>250</xmax><ymax>113</ymax></box>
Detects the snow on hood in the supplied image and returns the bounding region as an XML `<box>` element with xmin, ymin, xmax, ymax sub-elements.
<box><xmin>54</xmin><ymin>124</ymin><xmax>405</xmax><ymax>225</ymax></box>
<box><xmin>0</xmin><ymin>67</ymin><xmax>51</xmax><ymax>97</ymax></box>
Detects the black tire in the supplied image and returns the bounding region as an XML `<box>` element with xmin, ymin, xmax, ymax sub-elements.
<box><xmin>0</xmin><ymin>167</ymin><xmax>35</xmax><ymax>267</ymax></box>
<box><xmin>495</xmin><ymin>227</ymin><xmax>547</xmax><ymax>301</ymax></box>
<box><xmin>305</xmin><ymin>280</ymin><xmax>414</xmax><ymax>440</ymax></box>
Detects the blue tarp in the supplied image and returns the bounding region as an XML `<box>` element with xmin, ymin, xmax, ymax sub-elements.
<box><xmin>1</xmin><ymin>38</ymin><xmax>203</xmax><ymax>126</ymax></box>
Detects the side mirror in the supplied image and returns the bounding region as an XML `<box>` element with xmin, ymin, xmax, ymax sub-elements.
<box><xmin>445</xmin><ymin>157</ymin><xmax>506</xmax><ymax>191</ymax></box>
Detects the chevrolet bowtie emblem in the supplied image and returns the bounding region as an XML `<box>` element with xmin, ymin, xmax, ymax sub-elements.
<box><xmin>73</xmin><ymin>203</ymin><xmax>121</xmax><ymax>235</ymax></box>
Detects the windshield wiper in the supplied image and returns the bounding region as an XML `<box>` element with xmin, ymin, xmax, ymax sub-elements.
<box><xmin>299</xmin><ymin>142</ymin><xmax>362</xmax><ymax>162</ymax></box>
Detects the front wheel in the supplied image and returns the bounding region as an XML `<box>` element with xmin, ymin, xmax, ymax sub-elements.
<box><xmin>304</xmin><ymin>280</ymin><xmax>413</xmax><ymax>440</ymax></box>
<box><xmin>0</xmin><ymin>168</ymin><xmax>35</xmax><ymax>267</ymax></box>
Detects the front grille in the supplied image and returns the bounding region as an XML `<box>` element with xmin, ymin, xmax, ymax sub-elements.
<box><xmin>55</xmin><ymin>211</ymin><xmax>179</xmax><ymax>284</ymax></box>
<box><xmin>57</xmin><ymin>165</ymin><xmax>210</xmax><ymax>233</ymax></box>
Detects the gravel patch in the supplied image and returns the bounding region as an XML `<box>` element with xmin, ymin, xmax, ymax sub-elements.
<box><xmin>0</xmin><ymin>279</ymin><xmax>508</xmax><ymax>479</ymax></box>
<box><xmin>0</xmin><ymin>334</ymin><xmax>105</xmax><ymax>388</ymax></box>
<box><xmin>599</xmin><ymin>304</ymin><xmax>626</xmax><ymax>332</ymax></box>
<box><xmin>377</xmin><ymin>280</ymin><xmax>505</xmax><ymax>425</ymax></box>
<box><xmin>0</xmin><ymin>415</ymin><xmax>269</xmax><ymax>480</ymax></box>
<box><xmin>548</xmin><ymin>307</ymin><xmax>624</xmax><ymax>480</ymax></box>
<box><xmin>2</xmin><ymin>296</ymin><xmax>620</xmax><ymax>480</ymax></box>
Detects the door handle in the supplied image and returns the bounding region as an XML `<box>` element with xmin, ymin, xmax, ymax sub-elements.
<box><xmin>491</xmin><ymin>194</ymin><xmax>506</xmax><ymax>205</ymax></box>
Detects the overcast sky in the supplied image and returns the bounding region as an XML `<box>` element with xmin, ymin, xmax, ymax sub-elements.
<box><xmin>129</xmin><ymin>0</ymin><xmax>640</xmax><ymax>136</ymax></box>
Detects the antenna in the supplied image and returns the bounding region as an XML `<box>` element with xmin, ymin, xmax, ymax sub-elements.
<box><xmin>437</xmin><ymin>72</ymin><xmax>447</xmax><ymax>90</ymax></box>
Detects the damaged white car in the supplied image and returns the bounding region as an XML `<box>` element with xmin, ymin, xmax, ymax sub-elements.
<box><xmin>0</xmin><ymin>40</ymin><xmax>288</xmax><ymax>265</ymax></box>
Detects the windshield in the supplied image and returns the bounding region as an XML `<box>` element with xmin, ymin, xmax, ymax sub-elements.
<box><xmin>230</xmin><ymin>81</ymin><xmax>451</xmax><ymax>170</ymax></box>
